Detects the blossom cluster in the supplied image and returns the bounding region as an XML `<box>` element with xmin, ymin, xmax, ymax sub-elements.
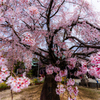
<box><xmin>6</xmin><ymin>75</ymin><xmax>30</xmax><ymax>92</ymax></box>
<box><xmin>28</xmin><ymin>6</ymin><xmax>39</xmax><ymax>15</ymax></box>
<box><xmin>21</xmin><ymin>32</ymin><xmax>36</xmax><ymax>46</ymax></box>
<box><xmin>56</xmin><ymin>84</ymin><xmax>65</xmax><ymax>95</ymax></box>
<box><xmin>46</xmin><ymin>64</ymin><xmax>67</xmax><ymax>82</ymax></box>
<box><xmin>75</xmin><ymin>61</ymin><xmax>88</xmax><ymax>77</ymax></box>
<box><xmin>67</xmin><ymin>79</ymin><xmax>79</xmax><ymax>99</ymax></box>
<box><xmin>88</xmin><ymin>52</ymin><xmax>100</xmax><ymax>78</ymax></box>
<box><xmin>0</xmin><ymin>57</ymin><xmax>10</xmax><ymax>83</ymax></box>
<box><xmin>0</xmin><ymin>54</ymin><xmax>30</xmax><ymax>92</ymax></box>
<box><xmin>67</xmin><ymin>58</ymin><xmax>77</xmax><ymax>70</ymax></box>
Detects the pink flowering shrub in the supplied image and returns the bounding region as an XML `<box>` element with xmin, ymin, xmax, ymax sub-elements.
<box><xmin>6</xmin><ymin>75</ymin><xmax>30</xmax><ymax>92</ymax></box>
<box><xmin>0</xmin><ymin>54</ymin><xmax>30</xmax><ymax>92</ymax></box>
<box><xmin>0</xmin><ymin>57</ymin><xmax>10</xmax><ymax>83</ymax></box>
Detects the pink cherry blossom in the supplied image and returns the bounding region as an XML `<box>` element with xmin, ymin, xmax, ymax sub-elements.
<box><xmin>46</xmin><ymin>68</ymin><xmax>53</xmax><ymax>75</ymax></box>
<box><xmin>0</xmin><ymin>17</ymin><xmax>5</xmax><ymax>24</ymax></box>
<box><xmin>74</xmin><ymin>71</ymin><xmax>82</xmax><ymax>76</ymax></box>
<box><xmin>56</xmin><ymin>60</ymin><xmax>60</xmax><ymax>64</ymax></box>
<box><xmin>56</xmin><ymin>84</ymin><xmax>65</xmax><ymax>95</ymax></box>
<box><xmin>67</xmin><ymin>78</ymin><xmax>75</xmax><ymax>86</ymax></box>
<box><xmin>68</xmin><ymin>58</ymin><xmax>77</xmax><ymax>69</ymax></box>
<box><xmin>67</xmin><ymin>86</ymin><xmax>74</xmax><ymax>96</ymax></box>
<box><xmin>59</xmin><ymin>69</ymin><xmax>67</xmax><ymax>77</ymax></box>
<box><xmin>74</xmin><ymin>86</ymin><xmax>79</xmax><ymax>96</ymax></box>
<box><xmin>6</xmin><ymin>76</ymin><xmax>30</xmax><ymax>92</ymax></box>
<box><xmin>22</xmin><ymin>32</ymin><xmax>32</xmax><ymax>38</ymax></box>
<box><xmin>28</xmin><ymin>6</ymin><xmax>39</xmax><ymax>15</ymax></box>
<box><xmin>55</xmin><ymin>74</ymin><xmax>62</xmax><ymax>82</ymax></box>
<box><xmin>53</xmin><ymin>67</ymin><xmax>60</xmax><ymax>73</ymax></box>
<box><xmin>1</xmin><ymin>65</ymin><xmax>8</xmax><ymax>72</ymax></box>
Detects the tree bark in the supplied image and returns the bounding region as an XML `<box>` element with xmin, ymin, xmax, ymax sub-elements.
<box><xmin>40</xmin><ymin>75</ymin><xmax>60</xmax><ymax>100</ymax></box>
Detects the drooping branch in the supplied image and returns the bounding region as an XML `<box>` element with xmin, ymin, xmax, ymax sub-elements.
<box><xmin>72</xmin><ymin>51</ymin><xmax>97</xmax><ymax>57</ymax></box>
<box><xmin>65</xmin><ymin>36</ymin><xmax>100</xmax><ymax>49</ymax></box>
<box><xmin>78</xmin><ymin>21</ymin><xmax>100</xmax><ymax>31</ymax></box>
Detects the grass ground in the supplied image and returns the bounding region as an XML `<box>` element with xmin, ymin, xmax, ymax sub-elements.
<box><xmin>0</xmin><ymin>84</ymin><xmax>100</xmax><ymax>100</ymax></box>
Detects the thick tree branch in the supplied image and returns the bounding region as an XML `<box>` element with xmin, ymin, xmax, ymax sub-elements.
<box><xmin>46</xmin><ymin>0</ymin><xmax>54</xmax><ymax>31</ymax></box>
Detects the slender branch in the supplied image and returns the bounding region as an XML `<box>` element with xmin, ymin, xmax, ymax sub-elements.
<box><xmin>37</xmin><ymin>0</ymin><xmax>47</xmax><ymax>8</ymax></box>
<box><xmin>1</xmin><ymin>21</ymin><xmax>21</xmax><ymax>41</ymax></box>
<box><xmin>65</xmin><ymin>36</ymin><xmax>100</xmax><ymax>49</ymax></box>
<box><xmin>73</xmin><ymin>51</ymin><xmax>97</xmax><ymax>57</ymax></box>
<box><xmin>38</xmin><ymin>48</ymin><xmax>49</xmax><ymax>53</ymax></box>
<box><xmin>22</xmin><ymin>20</ymin><xmax>33</xmax><ymax>30</ymax></box>
<box><xmin>50</xmin><ymin>0</ymin><xmax>65</xmax><ymax>18</ymax></box>
<box><xmin>78</xmin><ymin>21</ymin><xmax>100</xmax><ymax>31</ymax></box>
<box><xmin>34</xmin><ymin>51</ymin><xmax>50</xmax><ymax>60</ymax></box>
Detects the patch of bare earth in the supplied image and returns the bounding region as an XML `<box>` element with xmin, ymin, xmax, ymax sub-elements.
<box><xmin>0</xmin><ymin>84</ymin><xmax>100</xmax><ymax>100</ymax></box>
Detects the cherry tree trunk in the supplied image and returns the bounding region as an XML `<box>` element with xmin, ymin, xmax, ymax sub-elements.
<box><xmin>40</xmin><ymin>75</ymin><xmax>60</xmax><ymax>100</ymax></box>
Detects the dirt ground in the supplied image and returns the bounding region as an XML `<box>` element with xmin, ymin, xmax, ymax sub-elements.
<box><xmin>0</xmin><ymin>84</ymin><xmax>100</xmax><ymax>100</ymax></box>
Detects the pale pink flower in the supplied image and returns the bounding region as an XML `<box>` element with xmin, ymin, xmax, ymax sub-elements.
<box><xmin>67</xmin><ymin>86</ymin><xmax>73</xmax><ymax>95</ymax></box>
<box><xmin>56</xmin><ymin>60</ymin><xmax>60</xmax><ymax>64</ymax></box>
<box><xmin>55</xmin><ymin>74</ymin><xmax>62</xmax><ymax>82</ymax></box>
<box><xmin>67</xmin><ymin>78</ymin><xmax>75</xmax><ymax>86</ymax></box>
<box><xmin>22</xmin><ymin>32</ymin><xmax>32</xmax><ymax>38</ymax></box>
<box><xmin>1</xmin><ymin>65</ymin><xmax>8</xmax><ymax>72</ymax></box>
<box><xmin>0</xmin><ymin>57</ymin><xmax>7</xmax><ymax>65</ymax></box>
<box><xmin>21</xmin><ymin>0</ymin><xmax>29</xmax><ymax>3</ymax></box>
<box><xmin>74</xmin><ymin>86</ymin><xmax>79</xmax><ymax>96</ymax></box>
<box><xmin>4</xmin><ymin>71</ymin><xmax>10</xmax><ymax>77</ymax></box>
<box><xmin>74</xmin><ymin>71</ymin><xmax>82</xmax><ymax>76</ymax></box>
<box><xmin>0</xmin><ymin>17</ymin><xmax>5</xmax><ymax>24</ymax></box>
<box><xmin>56</xmin><ymin>88</ymin><xmax>61</xmax><ymax>95</ymax></box>
<box><xmin>80</xmin><ymin>66</ymin><xmax>88</xmax><ymax>74</ymax></box>
<box><xmin>56</xmin><ymin>85</ymin><xmax>65</xmax><ymax>95</ymax></box>
<box><xmin>28</xmin><ymin>6</ymin><xmax>39</xmax><ymax>15</ymax></box>
<box><xmin>59</xmin><ymin>69</ymin><xmax>67</xmax><ymax>77</ymax></box>
<box><xmin>39</xmin><ymin>76</ymin><xmax>43</xmax><ymax>81</ymax></box>
<box><xmin>68</xmin><ymin>58</ymin><xmax>76</xmax><ymax>69</ymax></box>
<box><xmin>53</xmin><ymin>67</ymin><xmax>60</xmax><ymax>73</ymax></box>
<box><xmin>46</xmin><ymin>68</ymin><xmax>53</xmax><ymax>75</ymax></box>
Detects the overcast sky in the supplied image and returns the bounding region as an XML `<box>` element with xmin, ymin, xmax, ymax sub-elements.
<box><xmin>87</xmin><ymin>0</ymin><xmax>100</xmax><ymax>12</ymax></box>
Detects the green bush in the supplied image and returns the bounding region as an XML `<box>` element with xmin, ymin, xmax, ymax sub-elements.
<box><xmin>0</xmin><ymin>82</ymin><xmax>9</xmax><ymax>89</ymax></box>
<box><xmin>33</xmin><ymin>78</ymin><xmax>38</xmax><ymax>83</ymax></box>
<box><xmin>33</xmin><ymin>78</ymin><xmax>44</xmax><ymax>84</ymax></box>
<box><xmin>61</xmin><ymin>80</ymin><xmax>67</xmax><ymax>84</ymax></box>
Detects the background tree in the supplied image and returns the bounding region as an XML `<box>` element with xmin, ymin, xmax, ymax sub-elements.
<box><xmin>1</xmin><ymin>0</ymin><xmax>100</xmax><ymax>100</ymax></box>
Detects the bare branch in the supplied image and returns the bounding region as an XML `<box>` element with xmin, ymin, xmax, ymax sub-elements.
<box><xmin>65</xmin><ymin>36</ymin><xmax>100</xmax><ymax>49</ymax></box>
<box><xmin>50</xmin><ymin>0</ymin><xmax>65</xmax><ymax>18</ymax></box>
<box><xmin>38</xmin><ymin>48</ymin><xmax>49</xmax><ymax>53</ymax></box>
<box><xmin>37</xmin><ymin>0</ymin><xmax>47</xmax><ymax>8</ymax></box>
